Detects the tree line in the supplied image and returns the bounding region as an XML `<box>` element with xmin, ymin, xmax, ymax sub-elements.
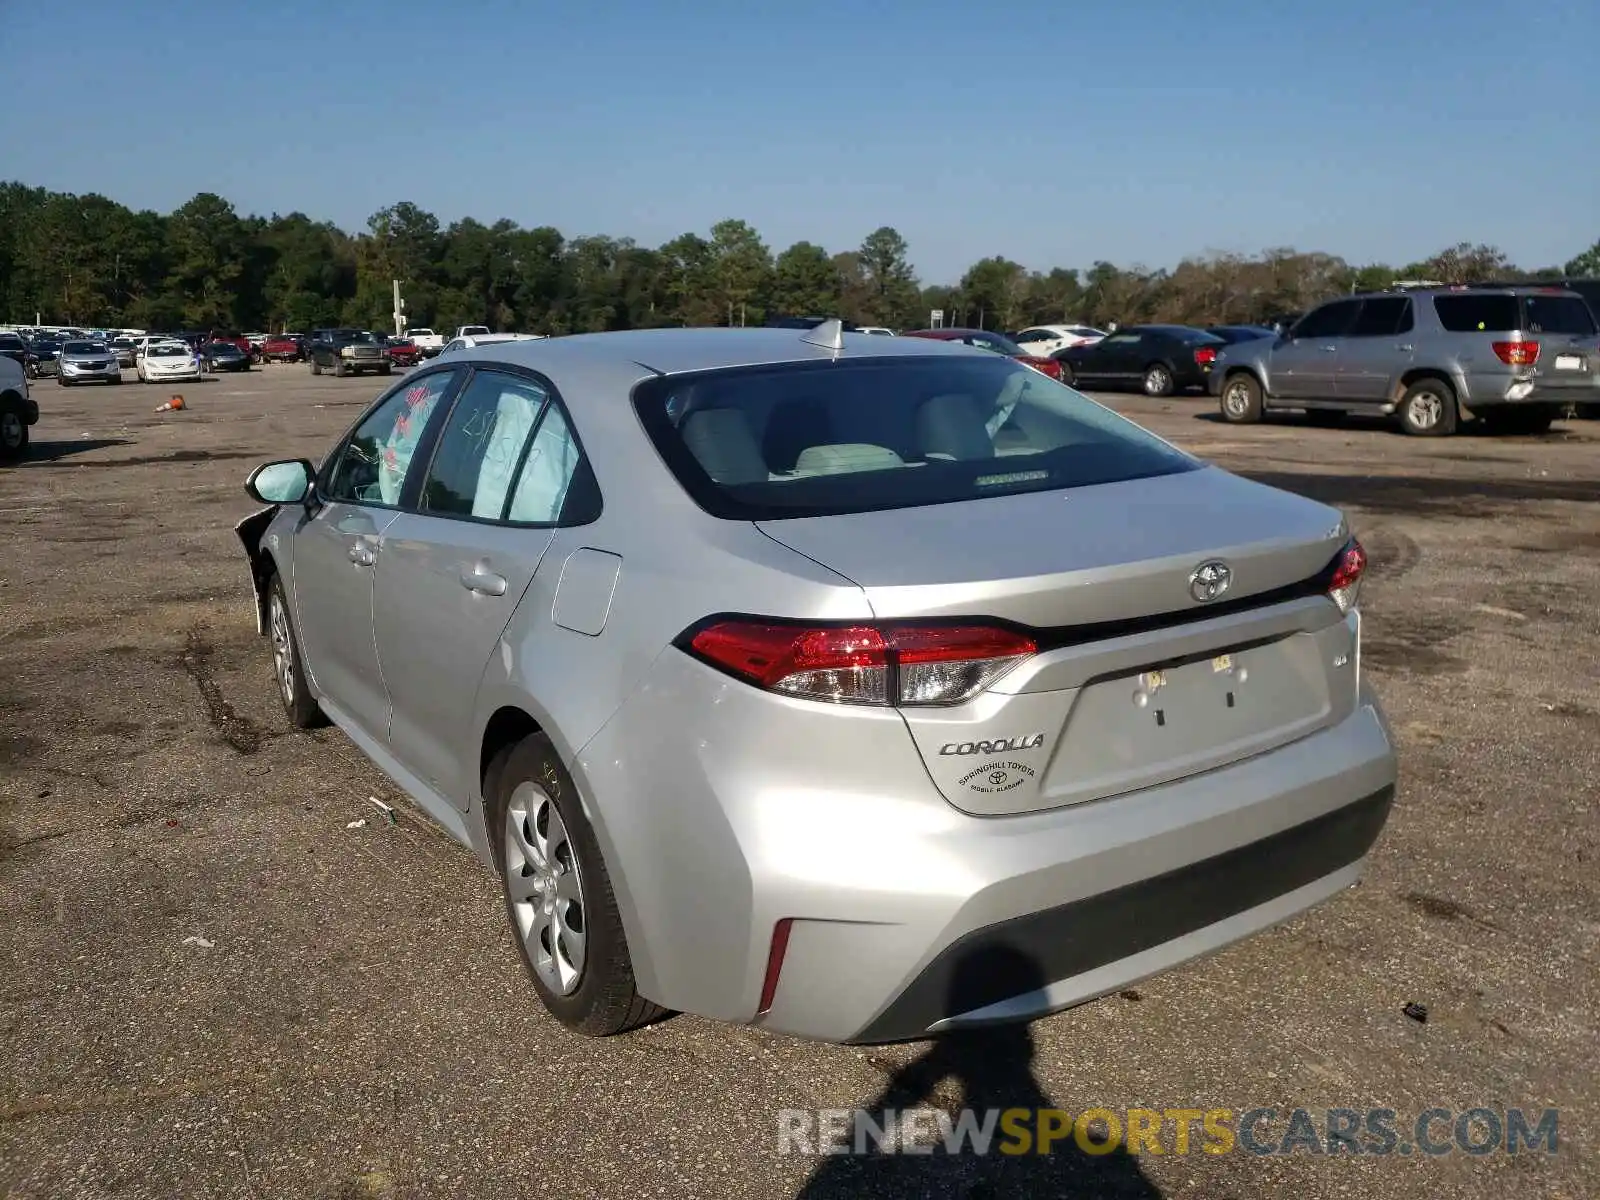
<box><xmin>3</xmin><ymin>181</ymin><xmax>1597</xmax><ymax>336</ymax></box>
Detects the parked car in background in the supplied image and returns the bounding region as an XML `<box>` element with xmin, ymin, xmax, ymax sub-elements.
<box><xmin>436</xmin><ymin>333</ymin><xmax>548</xmax><ymax>357</ymax></box>
<box><xmin>384</xmin><ymin>337</ymin><xmax>423</xmax><ymax>368</ymax></box>
<box><xmin>57</xmin><ymin>340</ymin><xmax>123</xmax><ymax>386</ymax></box>
<box><xmin>1013</xmin><ymin>324</ymin><xmax>1108</xmax><ymax>357</ymax></box>
<box><xmin>453</xmin><ymin>325</ymin><xmax>492</xmax><ymax>339</ymax></box>
<box><xmin>137</xmin><ymin>341</ymin><xmax>202</xmax><ymax>384</ymax></box>
<box><xmin>900</xmin><ymin>328</ymin><xmax>1065</xmax><ymax>380</ymax></box>
<box><xmin>308</xmin><ymin>329</ymin><xmax>391</xmax><ymax>377</ymax></box>
<box><xmin>1212</xmin><ymin>286</ymin><xmax>1597</xmax><ymax>436</ymax></box>
<box><xmin>262</xmin><ymin>333</ymin><xmax>307</xmax><ymax>363</ymax></box>
<box><xmin>1054</xmin><ymin>325</ymin><xmax>1225</xmax><ymax>396</ymax></box>
<box><xmin>0</xmin><ymin>332</ymin><xmax>27</xmax><ymax>368</ymax></box>
<box><xmin>110</xmin><ymin>335</ymin><xmax>141</xmax><ymax>366</ymax></box>
<box><xmin>236</xmin><ymin>323</ymin><xmax>1395</xmax><ymax>1043</ymax></box>
<box><xmin>25</xmin><ymin>337</ymin><xmax>62</xmax><ymax>378</ymax></box>
<box><xmin>0</xmin><ymin>353</ymin><xmax>37</xmax><ymax>461</ymax></box>
<box><xmin>202</xmin><ymin>342</ymin><xmax>252</xmax><ymax>373</ymax></box>
<box><xmin>856</xmin><ymin>326</ymin><xmax>895</xmax><ymax>336</ymax></box>
<box><xmin>406</xmin><ymin>328</ymin><xmax>445</xmax><ymax>357</ymax></box>
<box><xmin>1206</xmin><ymin>325</ymin><xmax>1279</xmax><ymax>346</ymax></box>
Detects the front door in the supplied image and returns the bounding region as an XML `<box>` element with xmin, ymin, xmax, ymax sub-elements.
<box><xmin>1337</xmin><ymin>295</ymin><xmax>1415</xmax><ymax>402</ymax></box>
<box><xmin>1271</xmin><ymin>299</ymin><xmax>1359</xmax><ymax>400</ymax></box>
<box><xmin>373</xmin><ymin>368</ymin><xmax>585</xmax><ymax>808</ymax></box>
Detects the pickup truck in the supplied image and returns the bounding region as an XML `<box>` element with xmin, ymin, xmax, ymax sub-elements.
<box><xmin>406</xmin><ymin>328</ymin><xmax>445</xmax><ymax>357</ymax></box>
<box><xmin>261</xmin><ymin>334</ymin><xmax>306</xmax><ymax>363</ymax></box>
<box><xmin>1</xmin><ymin>354</ymin><xmax>38</xmax><ymax>461</ymax></box>
<box><xmin>453</xmin><ymin>325</ymin><xmax>491</xmax><ymax>340</ymax></box>
<box><xmin>307</xmin><ymin>329</ymin><xmax>390</xmax><ymax>378</ymax></box>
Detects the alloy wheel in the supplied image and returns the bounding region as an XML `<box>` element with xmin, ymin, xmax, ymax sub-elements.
<box><xmin>268</xmin><ymin>592</ymin><xmax>295</xmax><ymax>706</ymax></box>
<box><xmin>1223</xmin><ymin>381</ymin><xmax>1251</xmax><ymax>417</ymax></box>
<box><xmin>1408</xmin><ymin>390</ymin><xmax>1443</xmax><ymax>430</ymax></box>
<box><xmin>1145</xmin><ymin>366</ymin><xmax>1171</xmax><ymax>395</ymax></box>
<box><xmin>505</xmin><ymin>783</ymin><xmax>587</xmax><ymax>996</ymax></box>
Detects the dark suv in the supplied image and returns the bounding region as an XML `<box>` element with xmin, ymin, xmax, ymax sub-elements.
<box><xmin>308</xmin><ymin>328</ymin><xmax>390</xmax><ymax>378</ymax></box>
<box><xmin>1210</xmin><ymin>286</ymin><xmax>1597</xmax><ymax>436</ymax></box>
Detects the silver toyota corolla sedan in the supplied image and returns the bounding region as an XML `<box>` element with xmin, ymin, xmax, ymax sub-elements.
<box><xmin>238</xmin><ymin>323</ymin><xmax>1397</xmax><ymax>1044</ymax></box>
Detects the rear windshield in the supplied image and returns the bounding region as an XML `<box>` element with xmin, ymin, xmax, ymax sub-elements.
<box><xmin>1522</xmin><ymin>294</ymin><xmax>1596</xmax><ymax>335</ymax></box>
<box><xmin>149</xmin><ymin>345</ymin><xmax>189</xmax><ymax>357</ymax></box>
<box><xmin>633</xmin><ymin>356</ymin><xmax>1199</xmax><ymax>520</ymax></box>
<box><xmin>0</xmin><ymin>334</ymin><xmax>25</xmax><ymax>349</ymax></box>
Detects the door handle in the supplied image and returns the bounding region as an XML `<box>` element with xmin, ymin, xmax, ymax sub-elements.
<box><xmin>459</xmin><ymin>564</ymin><xmax>508</xmax><ymax>597</ymax></box>
<box><xmin>348</xmin><ymin>542</ymin><xmax>376</xmax><ymax>567</ymax></box>
<box><xmin>1319</xmin><ymin>345</ymin><xmax>1338</xmax><ymax>352</ymax></box>
<box><xmin>1396</xmin><ymin>344</ymin><xmax>1414</xmax><ymax>351</ymax></box>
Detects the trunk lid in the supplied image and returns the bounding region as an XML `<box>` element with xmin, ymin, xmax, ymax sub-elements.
<box><xmin>758</xmin><ymin>467</ymin><xmax>1361</xmax><ymax>815</ymax></box>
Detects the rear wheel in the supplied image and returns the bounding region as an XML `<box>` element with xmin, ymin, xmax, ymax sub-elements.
<box><xmin>1219</xmin><ymin>372</ymin><xmax>1263</xmax><ymax>423</ymax></box>
<box><xmin>0</xmin><ymin>399</ymin><xmax>28</xmax><ymax>461</ymax></box>
<box><xmin>333</xmin><ymin>359</ymin><xmax>348</xmax><ymax>377</ymax></box>
<box><xmin>1397</xmin><ymin>378</ymin><xmax>1457</xmax><ymax>436</ymax></box>
<box><xmin>309</xmin><ymin>358</ymin><xmax>321</xmax><ymax>375</ymax></box>
<box><xmin>1143</xmin><ymin>363</ymin><xmax>1174</xmax><ymax>397</ymax></box>
<box><xmin>488</xmin><ymin>734</ymin><xmax>665</xmax><ymax>1036</ymax></box>
<box><xmin>379</xmin><ymin>364</ymin><xmax>392</xmax><ymax>376</ymax></box>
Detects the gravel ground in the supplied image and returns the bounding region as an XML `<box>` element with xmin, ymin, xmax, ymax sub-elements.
<box><xmin>2</xmin><ymin>365</ymin><xmax>1596</xmax><ymax>1199</ymax></box>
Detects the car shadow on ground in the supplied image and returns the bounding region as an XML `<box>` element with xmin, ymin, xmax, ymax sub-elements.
<box><xmin>16</xmin><ymin>438</ymin><xmax>132</xmax><ymax>464</ymax></box>
<box><xmin>794</xmin><ymin>947</ymin><xmax>1161</xmax><ymax>1199</ymax></box>
<box><xmin>1238</xmin><ymin>469</ymin><xmax>1599</xmax><ymax>516</ymax></box>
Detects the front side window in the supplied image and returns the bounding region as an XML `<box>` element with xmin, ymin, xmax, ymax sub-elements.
<box><xmin>323</xmin><ymin>370</ymin><xmax>459</xmax><ymax>506</ymax></box>
<box><xmin>1293</xmin><ymin>301</ymin><xmax>1360</xmax><ymax>340</ymax></box>
<box><xmin>636</xmin><ymin>355</ymin><xmax>1198</xmax><ymax>520</ymax></box>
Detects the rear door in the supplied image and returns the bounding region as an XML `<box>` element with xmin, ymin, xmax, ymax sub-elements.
<box><xmin>1337</xmin><ymin>295</ymin><xmax>1415</xmax><ymax>402</ymax></box>
<box><xmin>372</xmin><ymin>367</ymin><xmax>585</xmax><ymax>807</ymax></box>
<box><xmin>1270</xmin><ymin>300</ymin><xmax>1358</xmax><ymax>400</ymax></box>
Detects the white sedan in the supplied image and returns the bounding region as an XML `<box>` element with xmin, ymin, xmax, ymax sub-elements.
<box><xmin>1013</xmin><ymin>324</ymin><xmax>1108</xmax><ymax>357</ymax></box>
<box><xmin>137</xmin><ymin>341</ymin><xmax>202</xmax><ymax>383</ymax></box>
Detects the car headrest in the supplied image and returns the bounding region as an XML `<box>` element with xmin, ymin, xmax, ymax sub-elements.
<box><xmin>916</xmin><ymin>393</ymin><xmax>995</xmax><ymax>461</ymax></box>
<box><xmin>681</xmin><ymin>408</ymin><xmax>769</xmax><ymax>485</ymax></box>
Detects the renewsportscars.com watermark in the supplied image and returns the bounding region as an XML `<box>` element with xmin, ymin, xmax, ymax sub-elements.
<box><xmin>778</xmin><ymin>1106</ymin><xmax>1560</xmax><ymax>1158</ymax></box>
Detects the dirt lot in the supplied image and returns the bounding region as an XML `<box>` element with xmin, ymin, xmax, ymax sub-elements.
<box><xmin>2</xmin><ymin>364</ymin><xmax>1597</xmax><ymax>1200</ymax></box>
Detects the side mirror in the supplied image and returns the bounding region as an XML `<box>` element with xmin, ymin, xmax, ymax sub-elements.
<box><xmin>245</xmin><ymin>459</ymin><xmax>314</xmax><ymax>505</ymax></box>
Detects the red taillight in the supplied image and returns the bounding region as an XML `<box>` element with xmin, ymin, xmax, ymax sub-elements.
<box><xmin>685</xmin><ymin>620</ymin><xmax>1037</xmax><ymax>707</ymax></box>
<box><xmin>1493</xmin><ymin>340</ymin><xmax>1539</xmax><ymax>366</ymax></box>
<box><xmin>757</xmin><ymin>918</ymin><xmax>794</xmax><ymax>1016</ymax></box>
<box><xmin>1194</xmin><ymin>346</ymin><xmax>1218</xmax><ymax>367</ymax></box>
<box><xmin>1327</xmin><ymin>538</ymin><xmax>1366</xmax><ymax>614</ymax></box>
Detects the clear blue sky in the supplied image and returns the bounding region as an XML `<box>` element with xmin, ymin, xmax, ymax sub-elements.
<box><xmin>4</xmin><ymin>0</ymin><xmax>1596</xmax><ymax>282</ymax></box>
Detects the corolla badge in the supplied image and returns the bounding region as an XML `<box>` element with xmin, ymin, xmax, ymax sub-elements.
<box><xmin>1189</xmin><ymin>560</ymin><xmax>1232</xmax><ymax>603</ymax></box>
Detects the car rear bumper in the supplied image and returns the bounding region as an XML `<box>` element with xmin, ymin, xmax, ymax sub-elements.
<box><xmin>575</xmin><ymin>648</ymin><xmax>1399</xmax><ymax>1043</ymax></box>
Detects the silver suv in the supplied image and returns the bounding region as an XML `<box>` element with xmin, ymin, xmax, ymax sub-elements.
<box><xmin>1211</xmin><ymin>286</ymin><xmax>1597</xmax><ymax>436</ymax></box>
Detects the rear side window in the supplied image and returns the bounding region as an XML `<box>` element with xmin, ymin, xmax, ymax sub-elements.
<box><xmin>1522</xmin><ymin>294</ymin><xmax>1596</xmax><ymax>335</ymax></box>
<box><xmin>633</xmin><ymin>356</ymin><xmax>1199</xmax><ymax>521</ymax></box>
<box><xmin>1433</xmin><ymin>295</ymin><xmax>1518</xmax><ymax>332</ymax></box>
<box><xmin>1292</xmin><ymin>301</ymin><xmax>1360</xmax><ymax>339</ymax></box>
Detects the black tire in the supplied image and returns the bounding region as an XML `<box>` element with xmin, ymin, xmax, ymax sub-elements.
<box><xmin>1219</xmin><ymin>372</ymin><xmax>1263</xmax><ymax>423</ymax></box>
<box><xmin>267</xmin><ymin>573</ymin><xmax>325</xmax><ymax>728</ymax></box>
<box><xmin>309</xmin><ymin>357</ymin><xmax>321</xmax><ymax>375</ymax></box>
<box><xmin>379</xmin><ymin>364</ymin><xmax>392</xmax><ymax>376</ymax></box>
<box><xmin>110</xmin><ymin>374</ymin><xmax>122</xmax><ymax>385</ymax></box>
<box><xmin>1142</xmin><ymin>362</ymin><xmax>1175</xmax><ymax>397</ymax></box>
<box><xmin>333</xmin><ymin>359</ymin><xmax>348</xmax><ymax>378</ymax></box>
<box><xmin>487</xmin><ymin>734</ymin><xmax>666</xmax><ymax>1036</ymax></box>
<box><xmin>0</xmin><ymin>395</ymin><xmax>29</xmax><ymax>461</ymax></box>
<box><xmin>1397</xmin><ymin>378</ymin><xmax>1457</xmax><ymax>436</ymax></box>
<box><xmin>58</xmin><ymin>376</ymin><xmax>70</xmax><ymax>387</ymax></box>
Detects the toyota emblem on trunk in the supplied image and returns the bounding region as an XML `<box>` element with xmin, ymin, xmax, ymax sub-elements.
<box><xmin>1189</xmin><ymin>560</ymin><xmax>1232</xmax><ymax>603</ymax></box>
